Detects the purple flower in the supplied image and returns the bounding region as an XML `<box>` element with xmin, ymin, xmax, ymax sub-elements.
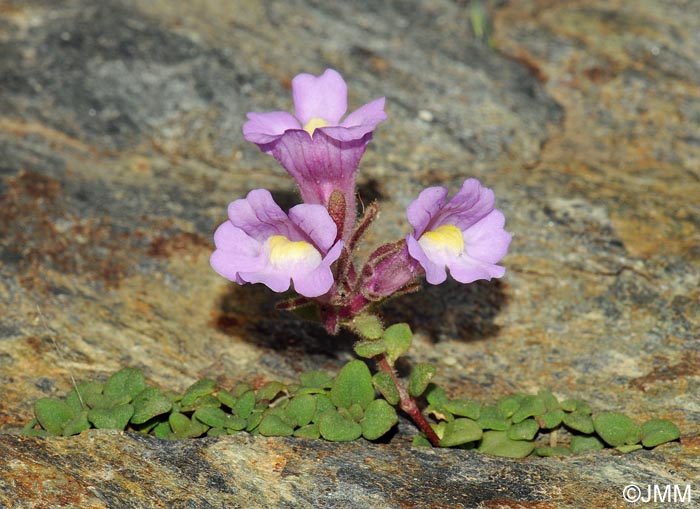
<box><xmin>210</xmin><ymin>189</ymin><xmax>343</xmax><ymax>298</ymax></box>
<box><xmin>242</xmin><ymin>69</ymin><xmax>386</xmax><ymax>240</ymax></box>
<box><xmin>406</xmin><ymin>179</ymin><xmax>511</xmax><ymax>285</ymax></box>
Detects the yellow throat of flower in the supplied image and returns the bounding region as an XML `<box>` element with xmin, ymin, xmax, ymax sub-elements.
<box><xmin>419</xmin><ymin>224</ymin><xmax>464</xmax><ymax>257</ymax></box>
<box><xmin>303</xmin><ymin>117</ymin><xmax>330</xmax><ymax>136</ymax></box>
<box><xmin>268</xmin><ymin>235</ymin><xmax>321</xmax><ymax>268</ymax></box>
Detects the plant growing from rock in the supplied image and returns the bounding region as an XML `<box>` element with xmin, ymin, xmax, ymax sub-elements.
<box><xmin>24</xmin><ymin>69</ymin><xmax>680</xmax><ymax>456</ymax></box>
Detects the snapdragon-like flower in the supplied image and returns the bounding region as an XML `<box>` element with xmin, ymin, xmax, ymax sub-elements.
<box><xmin>243</xmin><ymin>69</ymin><xmax>386</xmax><ymax>240</ymax></box>
<box><xmin>210</xmin><ymin>189</ymin><xmax>343</xmax><ymax>298</ymax></box>
<box><xmin>406</xmin><ymin>178</ymin><xmax>511</xmax><ymax>285</ymax></box>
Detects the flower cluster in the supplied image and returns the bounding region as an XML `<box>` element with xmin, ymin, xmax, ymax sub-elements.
<box><xmin>211</xmin><ymin>69</ymin><xmax>511</xmax><ymax>332</ymax></box>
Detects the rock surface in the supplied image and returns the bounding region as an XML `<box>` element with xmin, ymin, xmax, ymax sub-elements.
<box><xmin>1</xmin><ymin>0</ymin><xmax>698</xmax><ymax>508</ymax></box>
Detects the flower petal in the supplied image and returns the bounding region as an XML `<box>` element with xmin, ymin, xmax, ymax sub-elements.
<box><xmin>340</xmin><ymin>97</ymin><xmax>387</xmax><ymax>131</ymax></box>
<box><xmin>228</xmin><ymin>189</ymin><xmax>296</xmax><ymax>241</ymax></box>
<box><xmin>288</xmin><ymin>203</ymin><xmax>338</xmax><ymax>252</ymax></box>
<box><xmin>406</xmin><ymin>186</ymin><xmax>449</xmax><ymax>237</ymax></box>
<box><xmin>407</xmin><ymin>234</ymin><xmax>447</xmax><ymax>285</ymax></box>
<box><xmin>462</xmin><ymin>209</ymin><xmax>512</xmax><ymax>263</ymax></box>
<box><xmin>210</xmin><ymin>222</ymin><xmax>267</xmax><ymax>281</ymax></box>
<box><xmin>293</xmin><ymin>69</ymin><xmax>347</xmax><ymax>125</ymax></box>
<box><xmin>446</xmin><ymin>255</ymin><xmax>506</xmax><ymax>284</ymax></box>
<box><xmin>242</xmin><ymin>111</ymin><xmax>301</xmax><ymax>146</ymax></box>
<box><xmin>434</xmin><ymin>178</ymin><xmax>496</xmax><ymax>231</ymax></box>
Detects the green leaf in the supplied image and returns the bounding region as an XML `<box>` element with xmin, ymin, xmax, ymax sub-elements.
<box><xmin>330</xmin><ymin>360</ymin><xmax>375</xmax><ymax>410</ymax></box>
<box><xmin>35</xmin><ymin>398</ymin><xmax>75</xmax><ymax>435</ymax></box>
<box><xmin>65</xmin><ymin>381</ymin><xmax>104</xmax><ymax>413</ymax></box>
<box><xmin>285</xmin><ymin>394</ymin><xmax>316</xmax><ymax>427</ymax></box>
<box><xmin>181</xmin><ymin>394</ymin><xmax>220</xmax><ymax>411</ymax></box>
<box><xmin>352</xmin><ymin>313</ymin><xmax>384</xmax><ymax>340</ymax></box>
<box><xmin>444</xmin><ymin>398</ymin><xmax>481</xmax><ymax>420</ymax></box>
<box><xmin>207</xmin><ymin>427</ymin><xmax>228</xmax><ymax>437</ymax></box>
<box><xmin>216</xmin><ymin>389</ymin><xmax>237</xmax><ymax>409</ymax></box>
<box><xmin>593</xmin><ymin>412</ymin><xmax>641</xmax><ymax>447</ymax></box>
<box><xmin>535</xmin><ymin>446</ymin><xmax>571</xmax><ymax>457</ymax></box>
<box><xmin>193</xmin><ymin>406</ymin><xmax>229</xmax><ymax>428</ymax></box>
<box><xmin>225</xmin><ymin>415</ymin><xmax>248</xmax><ymax>431</ymax></box>
<box><xmin>511</xmin><ymin>395</ymin><xmax>546</xmax><ymax>423</ymax></box>
<box><xmin>570</xmin><ymin>435</ymin><xmax>605</xmax><ymax>453</ymax></box>
<box><xmin>88</xmin><ymin>404</ymin><xmax>134</xmax><ymax>430</ymax></box>
<box><xmin>312</xmin><ymin>394</ymin><xmax>335</xmax><ymax>423</ymax></box>
<box><xmin>477</xmin><ymin>405</ymin><xmax>510</xmax><ymax>431</ymax></box>
<box><xmin>299</xmin><ymin>371</ymin><xmax>333</xmax><ymax>390</ymax></box>
<box><xmin>562</xmin><ymin>411</ymin><xmax>595</xmax><ymax>434</ymax></box>
<box><xmin>233</xmin><ymin>391</ymin><xmax>256</xmax><ymax>419</ymax></box>
<box><xmin>383</xmin><ymin>323</ymin><xmax>412</xmax><ymax>363</ymax></box>
<box><xmin>537</xmin><ymin>390</ymin><xmax>560</xmax><ymax>411</ymax></box>
<box><xmin>372</xmin><ymin>372</ymin><xmax>400</xmax><ymax>405</ymax></box>
<box><xmin>258</xmin><ymin>414</ymin><xmax>294</xmax><ymax>437</ymax></box>
<box><xmin>168</xmin><ymin>412</ymin><xmax>208</xmax><ymax>438</ymax></box>
<box><xmin>256</xmin><ymin>381</ymin><xmax>286</xmax><ymax>403</ymax></box>
<box><xmin>560</xmin><ymin>399</ymin><xmax>592</xmax><ymax>414</ymax></box>
<box><xmin>507</xmin><ymin>418</ymin><xmax>539</xmax><ymax>441</ymax></box>
<box><xmin>478</xmin><ymin>430</ymin><xmax>535</xmax><ymax>458</ymax></box>
<box><xmin>294</xmin><ymin>423</ymin><xmax>320</xmax><ymax>439</ymax></box>
<box><xmin>130</xmin><ymin>387</ymin><xmax>173</xmax><ymax>425</ymax></box>
<box><xmin>348</xmin><ymin>403</ymin><xmax>365</xmax><ymax>422</ymax></box>
<box><xmin>180</xmin><ymin>379</ymin><xmax>217</xmax><ymax>407</ymax></box>
<box><xmin>62</xmin><ymin>410</ymin><xmax>91</xmax><ymax>436</ymax></box>
<box><xmin>102</xmin><ymin>368</ymin><xmax>146</xmax><ymax>402</ymax></box>
<box><xmin>640</xmin><ymin>419</ymin><xmax>680</xmax><ymax>448</ymax></box>
<box><xmin>424</xmin><ymin>384</ymin><xmax>448</xmax><ymax>407</ymax></box>
<box><xmin>497</xmin><ymin>394</ymin><xmax>521</xmax><ymax>418</ymax></box>
<box><xmin>318</xmin><ymin>410</ymin><xmax>362</xmax><ymax>442</ymax></box>
<box><xmin>616</xmin><ymin>444</ymin><xmax>643</xmax><ymax>453</ymax></box>
<box><xmin>412</xmin><ymin>435</ymin><xmax>433</xmax><ymax>447</ymax></box>
<box><xmin>537</xmin><ymin>409</ymin><xmax>564</xmax><ymax>429</ymax></box>
<box><xmin>361</xmin><ymin>399</ymin><xmax>398</xmax><ymax>440</ymax></box>
<box><xmin>408</xmin><ymin>364</ymin><xmax>436</xmax><ymax>398</ymax></box>
<box><xmin>354</xmin><ymin>339</ymin><xmax>387</xmax><ymax>359</ymax></box>
<box><xmin>245</xmin><ymin>410</ymin><xmax>264</xmax><ymax>432</ymax></box>
<box><xmin>439</xmin><ymin>418</ymin><xmax>482</xmax><ymax>447</ymax></box>
<box><xmin>153</xmin><ymin>421</ymin><xmax>172</xmax><ymax>439</ymax></box>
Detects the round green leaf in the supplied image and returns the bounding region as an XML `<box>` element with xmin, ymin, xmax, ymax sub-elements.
<box><xmin>477</xmin><ymin>405</ymin><xmax>510</xmax><ymax>431</ymax></box>
<box><xmin>256</xmin><ymin>381</ymin><xmax>285</xmax><ymax>403</ymax></box>
<box><xmin>312</xmin><ymin>394</ymin><xmax>335</xmax><ymax>423</ymax></box>
<box><xmin>439</xmin><ymin>418</ymin><xmax>483</xmax><ymax>447</ymax></box>
<box><xmin>383</xmin><ymin>323</ymin><xmax>412</xmax><ymax>363</ymax></box>
<box><xmin>258</xmin><ymin>414</ymin><xmax>294</xmax><ymax>437</ymax></box>
<box><xmin>233</xmin><ymin>391</ymin><xmax>256</xmax><ymax>419</ymax></box>
<box><xmin>62</xmin><ymin>411</ymin><xmax>91</xmax><ymax>436</ymax></box>
<box><xmin>180</xmin><ymin>378</ymin><xmax>217</xmax><ymax>407</ymax></box>
<box><xmin>319</xmin><ymin>410</ymin><xmax>362</xmax><ymax>442</ymax></box>
<box><xmin>354</xmin><ymin>340</ymin><xmax>387</xmax><ymax>359</ymax></box>
<box><xmin>352</xmin><ymin>313</ymin><xmax>384</xmax><ymax>340</ymax></box>
<box><xmin>193</xmin><ymin>406</ymin><xmax>229</xmax><ymax>428</ymax></box>
<box><xmin>562</xmin><ymin>410</ymin><xmax>595</xmax><ymax>434</ymax></box>
<box><xmin>299</xmin><ymin>371</ymin><xmax>333</xmax><ymax>390</ymax></box>
<box><xmin>511</xmin><ymin>395</ymin><xmax>546</xmax><ymax>423</ymax></box>
<box><xmin>497</xmin><ymin>394</ymin><xmax>521</xmax><ymax>418</ymax></box>
<box><xmin>570</xmin><ymin>435</ymin><xmax>604</xmax><ymax>453</ymax></box>
<box><xmin>285</xmin><ymin>394</ymin><xmax>316</xmax><ymax>427</ymax></box>
<box><xmin>88</xmin><ymin>404</ymin><xmax>134</xmax><ymax>430</ymax></box>
<box><xmin>593</xmin><ymin>412</ymin><xmax>641</xmax><ymax>447</ymax></box>
<box><xmin>372</xmin><ymin>372</ymin><xmax>400</xmax><ymax>406</ymax></box>
<box><xmin>478</xmin><ymin>431</ymin><xmax>535</xmax><ymax>458</ymax></box>
<box><xmin>330</xmin><ymin>360</ymin><xmax>375</xmax><ymax>410</ymax></box>
<box><xmin>65</xmin><ymin>381</ymin><xmax>104</xmax><ymax>413</ymax></box>
<box><xmin>535</xmin><ymin>446</ymin><xmax>571</xmax><ymax>457</ymax></box>
<box><xmin>131</xmin><ymin>387</ymin><xmax>173</xmax><ymax>424</ymax></box>
<box><xmin>216</xmin><ymin>389</ymin><xmax>237</xmax><ymax>409</ymax></box>
<box><xmin>103</xmin><ymin>368</ymin><xmax>146</xmax><ymax>402</ymax></box>
<box><xmin>641</xmin><ymin>419</ymin><xmax>680</xmax><ymax>448</ymax></box>
<box><xmin>560</xmin><ymin>399</ymin><xmax>592</xmax><ymax>414</ymax></box>
<box><xmin>408</xmin><ymin>364</ymin><xmax>436</xmax><ymax>398</ymax></box>
<box><xmin>361</xmin><ymin>399</ymin><xmax>398</xmax><ymax>440</ymax></box>
<box><xmin>169</xmin><ymin>412</ymin><xmax>208</xmax><ymax>438</ymax></box>
<box><xmin>444</xmin><ymin>398</ymin><xmax>481</xmax><ymax>420</ymax></box>
<box><xmin>294</xmin><ymin>423</ymin><xmax>320</xmax><ymax>439</ymax></box>
<box><xmin>507</xmin><ymin>418</ymin><xmax>539</xmax><ymax>441</ymax></box>
<box><xmin>35</xmin><ymin>398</ymin><xmax>75</xmax><ymax>435</ymax></box>
<box><xmin>537</xmin><ymin>409</ymin><xmax>564</xmax><ymax>429</ymax></box>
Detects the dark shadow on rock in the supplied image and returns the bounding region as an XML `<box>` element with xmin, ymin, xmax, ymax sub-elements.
<box><xmin>381</xmin><ymin>279</ymin><xmax>508</xmax><ymax>344</ymax></box>
<box><xmin>213</xmin><ymin>283</ymin><xmax>356</xmax><ymax>357</ymax></box>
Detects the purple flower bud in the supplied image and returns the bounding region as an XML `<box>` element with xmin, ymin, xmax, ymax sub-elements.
<box><xmin>360</xmin><ymin>240</ymin><xmax>421</xmax><ymax>301</ymax></box>
<box><xmin>406</xmin><ymin>178</ymin><xmax>511</xmax><ymax>285</ymax></box>
<box><xmin>242</xmin><ymin>69</ymin><xmax>386</xmax><ymax>241</ymax></box>
<box><xmin>210</xmin><ymin>189</ymin><xmax>342</xmax><ymax>298</ymax></box>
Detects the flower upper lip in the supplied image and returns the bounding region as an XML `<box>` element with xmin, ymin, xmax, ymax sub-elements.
<box><xmin>242</xmin><ymin>68</ymin><xmax>386</xmax><ymax>147</ymax></box>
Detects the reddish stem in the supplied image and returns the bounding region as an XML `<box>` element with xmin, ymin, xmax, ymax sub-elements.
<box><xmin>377</xmin><ymin>355</ymin><xmax>441</xmax><ymax>447</ymax></box>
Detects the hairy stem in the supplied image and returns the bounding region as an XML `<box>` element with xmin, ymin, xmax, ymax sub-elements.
<box><xmin>377</xmin><ymin>355</ymin><xmax>441</xmax><ymax>447</ymax></box>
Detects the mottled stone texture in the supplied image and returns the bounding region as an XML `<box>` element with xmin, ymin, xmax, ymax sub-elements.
<box><xmin>0</xmin><ymin>0</ymin><xmax>698</xmax><ymax>508</ymax></box>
